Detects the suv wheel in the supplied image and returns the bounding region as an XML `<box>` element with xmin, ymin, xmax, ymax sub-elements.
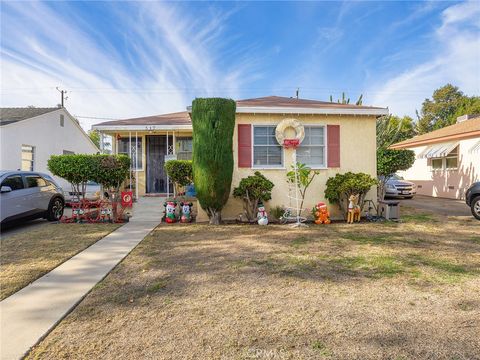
<box><xmin>471</xmin><ymin>196</ymin><xmax>480</xmax><ymax>220</ymax></box>
<box><xmin>47</xmin><ymin>197</ymin><xmax>64</xmax><ymax>221</ymax></box>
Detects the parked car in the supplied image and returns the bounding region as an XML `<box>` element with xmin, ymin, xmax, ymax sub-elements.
<box><xmin>62</xmin><ymin>181</ymin><xmax>102</xmax><ymax>204</ymax></box>
<box><xmin>0</xmin><ymin>170</ymin><xmax>64</xmax><ymax>226</ymax></box>
<box><xmin>381</xmin><ymin>174</ymin><xmax>417</xmax><ymax>199</ymax></box>
<box><xmin>465</xmin><ymin>182</ymin><xmax>480</xmax><ymax>220</ymax></box>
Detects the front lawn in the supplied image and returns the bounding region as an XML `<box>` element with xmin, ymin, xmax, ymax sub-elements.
<box><xmin>27</xmin><ymin>209</ymin><xmax>480</xmax><ymax>359</ymax></box>
<box><xmin>0</xmin><ymin>223</ymin><xmax>121</xmax><ymax>300</ymax></box>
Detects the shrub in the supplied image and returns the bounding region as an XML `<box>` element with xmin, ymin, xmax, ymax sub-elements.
<box><xmin>233</xmin><ymin>171</ymin><xmax>274</xmax><ymax>221</ymax></box>
<box><xmin>191</xmin><ymin>98</ymin><xmax>236</xmax><ymax>224</ymax></box>
<box><xmin>164</xmin><ymin>160</ymin><xmax>193</xmax><ymax>189</ymax></box>
<box><xmin>270</xmin><ymin>205</ymin><xmax>285</xmax><ymax>221</ymax></box>
<box><xmin>377</xmin><ymin>148</ymin><xmax>415</xmax><ymax>200</ymax></box>
<box><xmin>325</xmin><ymin>172</ymin><xmax>378</xmax><ymax>217</ymax></box>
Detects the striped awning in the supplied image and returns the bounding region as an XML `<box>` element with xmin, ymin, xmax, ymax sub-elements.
<box><xmin>469</xmin><ymin>139</ymin><xmax>480</xmax><ymax>154</ymax></box>
<box><xmin>418</xmin><ymin>142</ymin><xmax>458</xmax><ymax>159</ymax></box>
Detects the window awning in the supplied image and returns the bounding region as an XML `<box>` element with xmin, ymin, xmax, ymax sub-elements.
<box><xmin>417</xmin><ymin>142</ymin><xmax>458</xmax><ymax>159</ymax></box>
<box><xmin>469</xmin><ymin>140</ymin><xmax>480</xmax><ymax>154</ymax></box>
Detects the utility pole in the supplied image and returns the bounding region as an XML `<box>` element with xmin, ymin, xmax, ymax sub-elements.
<box><xmin>56</xmin><ymin>87</ymin><xmax>68</xmax><ymax>107</ymax></box>
<box><xmin>296</xmin><ymin>88</ymin><xmax>299</xmax><ymax>99</ymax></box>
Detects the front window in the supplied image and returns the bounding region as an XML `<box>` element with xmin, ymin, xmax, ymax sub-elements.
<box><xmin>118</xmin><ymin>137</ymin><xmax>143</xmax><ymax>170</ymax></box>
<box><xmin>431</xmin><ymin>158</ymin><xmax>443</xmax><ymax>170</ymax></box>
<box><xmin>176</xmin><ymin>137</ymin><xmax>193</xmax><ymax>160</ymax></box>
<box><xmin>21</xmin><ymin>145</ymin><xmax>35</xmax><ymax>171</ymax></box>
<box><xmin>297</xmin><ymin>126</ymin><xmax>326</xmax><ymax>167</ymax></box>
<box><xmin>253</xmin><ymin>126</ymin><xmax>283</xmax><ymax>167</ymax></box>
<box><xmin>25</xmin><ymin>175</ymin><xmax>48</xmax><ymax>188</ymax></box>
<box><xmin>445</xmin><ymin>146</ymin><xmax>458</xmax><ymax>169</ymax></box>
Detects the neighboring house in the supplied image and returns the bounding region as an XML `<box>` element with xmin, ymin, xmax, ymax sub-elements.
<box><xmin>93</xmin><ymin>96</ymin><xmax>388</xmax><ymax>219</ymax></box>
<box><xmin>0</xmin><ymin>107</ymin><xmax>99</xmax><ymax>188</ymax></box>
<box><xmin>390</xmin><ymin>115</ymin><xmax>480</xmax><ymax>200</ymax></box>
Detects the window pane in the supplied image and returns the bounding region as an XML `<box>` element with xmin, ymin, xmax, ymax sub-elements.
<box><xmin>254</xmin><ymin>127</ymin><xmax>267</xmax><ymax>136</ymax></box>
<box><xmin>253</xmin><ymin>147</ymin><xmax>268</xmax><ymax>165</ymax></box>
<box><xmin>2</xmin><ymin>175</ymin><xmax>24</xmax><ymax>190</ymax></box>
<box><xmin>118</xmin><ymin>137</ymin><xmax>142</xmax><ymax>169</ymax></box>
<box><xmin>432</xmin><ymin>159</ymin><xmax>443</xmax><ymax>169</ymax></box>
<box><xmin>25</xmin><ymin>176</ymin><xmax>44</xmax><ymax>188</ymax></box>
<box><xmin>446</xmin><ymin>157</ymin><xmax>458</xmax><ymax>168</ymax></box>
<box><xmin>21</xmin><ymin>160</ymin><xmax>33</xmax><ymax>171</ymax></box>
<box><xmin>254</xmin><ymin>135</ymin><xmax>268</xmax><ymax>145</ymax></box>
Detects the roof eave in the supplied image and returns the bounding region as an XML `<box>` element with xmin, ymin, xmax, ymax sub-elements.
<box><xmin>185</xmin><ymin>105</ymin><xmax>388</xmax><ymax>116</ymax></box>
<box><xmin>390</xmin><ymin>130</ymin><xmax>480</xmax><ymax>149</ymax></box>
<box><xmin>92</xmin><ymin>124</ymin><xmax>193</xmax><ymax>131</ymax></box>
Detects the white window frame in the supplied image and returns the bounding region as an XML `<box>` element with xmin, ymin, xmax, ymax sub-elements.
<box><xmin>430</xmin><ymin>146</ymin><xmax>459</xmax><ymax>171</ymax></box>
<box><xmin>252</xmin><ymin>125</ymin><xmax>284</xmax><ymax>169</ymax></box>
<box><xmin>21</xmin><ymin>144</ymin><xmax>35</xmax><ymax>171</ymax></box>
<box><xmin>296</xmin><ymin>125</ymin><xmax>327</xmax><ymax>169</ymax></box>
<box><xmin>117</xmin><ymin>137</ymin><xmax>144</xmax><ymax>171</ymax></box>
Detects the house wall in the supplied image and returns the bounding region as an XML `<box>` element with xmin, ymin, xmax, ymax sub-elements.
<box><xmin>196</xmin><ymin>113</ymin><xmax>378</xmax><ymax>221</ymax></box>
<box><xmin>398</xmin><ymin>137</ymin><xmax>480</xmax><ymax>199</ymax></box>
<box><xmin>0</xmin><ymin>108</ymin><xmax>99</xmax><ymax>188</ymax></box>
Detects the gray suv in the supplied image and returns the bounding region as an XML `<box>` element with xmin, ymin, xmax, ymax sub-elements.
<box><xmin>0</xmin><ymin>171</ymin><xmax>64</xmax><ymax>226</ymax></box>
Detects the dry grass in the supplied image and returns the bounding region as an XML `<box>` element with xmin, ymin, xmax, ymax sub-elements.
<box><xmin>0</xmin><ymin>223</ymin><xmax>121</xmax><ymax>300</ymax></box>
<box><xmin>27</xmin><ymin>208</ymin><xmax>480</xmax><ymax>360</ymax></box>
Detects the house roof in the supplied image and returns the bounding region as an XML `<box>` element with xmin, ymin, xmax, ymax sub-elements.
<box><xmin>0</xmin><ymin>107</ymin><xmax>60</xmax><ymax>126</ymax></box>
<box><xmin>236</xmin><ymin>96</ymin><xmax>385</xmax><ymax>110</ymax></box>
<box><xmin>93</xmin><ymin>96</ymin><xmax>388</xmax><ymax>131</ymax></box>
<box><xmin>390</xmin><ymin>116</ymin><xmax>480</xmax><ymax>149</ymax></box>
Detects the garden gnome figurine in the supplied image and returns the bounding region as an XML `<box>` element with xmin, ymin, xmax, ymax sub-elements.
<box><xmin>314</xmin><ymin>202</ymin><xmax>331</xmax><ymax>224</ymax></box>
<box><xmin>163</xmin><ymin>201</ymin><xmax>177</xmax><ymax>223</ymax></box>
<box><xmin>347</xmin><ymin>194</ymin><xmax>361</xmax><ymax>224</ymax></box>
<box><xmin>257</xmin><ymin>202</ymin><xmax>268</xmax><ymax>225</ymax></box>
<box><xmin>180</xmin><ymin>202</ymin><xmax>193</xmax><ymax>223</ymax></box>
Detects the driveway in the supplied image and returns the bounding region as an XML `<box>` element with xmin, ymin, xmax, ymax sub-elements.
<box><xmin>400</xmin><ymin>195</ymin><xmax>471</xmax><ymax>217</ymax></box>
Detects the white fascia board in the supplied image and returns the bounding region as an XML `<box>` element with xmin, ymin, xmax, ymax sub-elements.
<box><xmin>185</xmin><ymin>105</ymin><xmax>388</xmax><ymax>116</ymax></box>
<box><xmin>92</xmin><ymin>124</ymin><xmax>193</xmax><ymax>131</ymax></box>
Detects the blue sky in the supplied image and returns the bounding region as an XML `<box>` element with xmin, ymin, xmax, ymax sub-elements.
<box><xmin>1</xmin><ymin>1</ymin><xmax>479</xmax><ymax>130</ymax></box>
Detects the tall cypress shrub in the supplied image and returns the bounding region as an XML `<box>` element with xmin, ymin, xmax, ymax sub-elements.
<box><xmin>191</xmin><ymin>98</ymin><xmax>236</xmax><ymax>224</ymax></box>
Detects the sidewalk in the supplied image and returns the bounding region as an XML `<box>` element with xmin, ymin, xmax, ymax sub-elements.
<box><xmin>0</xmin><ymin>197</ymin><xmax>163</xmax><ymax>360</ymax></box>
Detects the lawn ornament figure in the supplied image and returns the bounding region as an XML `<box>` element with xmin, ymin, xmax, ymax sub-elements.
<box><xmin>180</xmin><ymin>202</ymin><xmax>193</xmax><ymax>223</ymax></box>
<box><xmin>314</xmin><ymin>202</ymin><xmax>331</xmax><ymax>224</ymax></box>
<box><xmin>257</xmin><ymin>202</ymin><xmax>268</xmax><ymax>225</ymax></box>
<box><xmin>163</xmin><ymin>201</ymin><xmax>177</xmax><ymax>223</ymax></box>
<box><xmin>347</xmin><ymin>194</ymin><xmax>361</xmax><ymax>224</ymax></box>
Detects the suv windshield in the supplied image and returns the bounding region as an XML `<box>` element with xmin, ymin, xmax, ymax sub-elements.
<box><xmin>389</xmin><ymin>174</ymin><xmax>404</xmax><ymax>180</ymax></box>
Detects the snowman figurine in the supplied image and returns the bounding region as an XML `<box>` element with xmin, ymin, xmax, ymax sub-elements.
<box><xmin>257</xmin><ymin>202</ymin><xmax>269</xmax><ymax>225</ymax></box>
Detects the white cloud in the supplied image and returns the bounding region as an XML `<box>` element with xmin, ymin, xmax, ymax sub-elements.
<box><xmin>0</xmin><ymin>2</ymin><xmax>252</xmax><ymax>130</ymax></box>
<box><xmin>368</xmin><ymin>1</ymin><xmax>480</xmax><ymax>117</ymax></box>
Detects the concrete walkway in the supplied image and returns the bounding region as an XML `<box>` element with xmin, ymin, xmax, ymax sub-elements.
<box><xmin>0</xmin><ymin>197</ymin><xmax>163</xmax><ymax>360</ymax></box>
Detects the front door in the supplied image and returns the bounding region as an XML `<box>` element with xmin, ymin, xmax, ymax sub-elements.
<box><xmin>146</xmin><ymin>135</ymin><xmax>172</xmax><ymax>193</ymax></box>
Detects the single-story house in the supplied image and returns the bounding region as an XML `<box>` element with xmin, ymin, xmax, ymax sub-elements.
<box><xmin>0</xmin><ymin>107</ymin><xmax>99</xmax><ymax>188</ymax></box>
<box><xmin>93</xmin><ymin>96</ymin><xmax>388</xmax><ymax>220</ymax></box>
<box><xmin>391</xmin><ymin>114</ymin><xmax>480</xmax><ymax>200</ymax></box>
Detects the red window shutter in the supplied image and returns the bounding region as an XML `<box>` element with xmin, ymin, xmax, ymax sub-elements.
<box><xmin>238</xmin><ymin>124</ymin><xmax>252</xmax><ymax>168</ymax></box>
<box><xmin>327</xmin><ymin>125</ymin><xmax>340</xmax><ymax>168</ymax></box>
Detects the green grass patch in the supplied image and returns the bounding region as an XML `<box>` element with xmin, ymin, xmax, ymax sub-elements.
<box><xmin>341</xmin><ymin>233</ymin><xmax>421</xmax><ymax>245</ymax></box>
<box><xmin>470</xmin><ymin>237</ymin><xmax>480</xmax><ymax>244</ymax></box>
<box><xmin>401</xmin><ymin>213</ymin><xmax>437</xmax><ymax>223</ymax></box>
<box><xmin>290</xmin><ymin>236</ymin><xmax>313</xmax><ymax>248</ymax></box>
<box><xmin>332</xmin><ymin>255</ymin><xmax>404</xmax><ymax>277</ymax></box>
<box><xmin>312</xmin><ymin>341</ymin><xmax>332</xmax><ymax>356</ymax></box>
<box><xmin>146</xmin><ymin>279</ymin><xmax>168</xmax><ymax>293</ymax></box>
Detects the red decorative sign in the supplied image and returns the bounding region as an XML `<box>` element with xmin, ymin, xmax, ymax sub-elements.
<box><xmin>121</xmin><ymin>191</ymin><xmax>133</xmax><ymax>208</ymax></box>
<box><xmin>283</xmin><ymin>139</ymin><xmax>300</xmax><ymax>149</ymax></box>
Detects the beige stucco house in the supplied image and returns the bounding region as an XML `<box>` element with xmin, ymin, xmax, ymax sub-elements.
<box><xmin>93</xmin><ymin>96</ymin><xmax>388</xmax><ymax>220</ymax></box>
<box><xmin>391</xmin><ymin>115</ymin><xmax>480</xmax><ymax>200</ymax></box>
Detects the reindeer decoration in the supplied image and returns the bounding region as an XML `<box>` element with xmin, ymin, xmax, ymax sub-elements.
<box><xmin>347</xmin><ymin>194</ymin><xmax>361</xmax><ymax>224</ymax></box>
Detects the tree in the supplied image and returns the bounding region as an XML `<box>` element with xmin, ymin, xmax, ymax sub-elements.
<box><xmin>191</xmin><ymin>98</ymin><xmax>236</xmax><ymax>224</ymax></box>
<box><xmin>377</xmin><ymin>149</ymin><xmax>415</xmax><ymax>200</ymax></box>
<box><xmin>233</xmin><ymin>171</ymin><xmax>274</xmax><ymax>222</ymax></box>
<box><xmin>377</xmin><ymin>115</ymin><xmax>416</xmax><ymax>148</ymax></box>
<box><xmin>325</xmin><ymin>172</ymin><xmax>378</xmax><ymax>217</ymax></box>
<box><xmin>416</xmin><ymin>84</ymin><xmax>479</xmax><ymax>134</ymax></box>
<box><xmin>329</xmin><ymin>93</ymin><xmax>363</xmax><ymax>105</ymax></box>
<box><xmin>88</xmin><ymin>130</ymin><xmax>101</xmax><ymax>148</ymax></box>
<box><xmin>286</xmin><ymin>162</ymin><xmax>319</xmax><ymax>216</ymax></box>
<box><xmin>164</xmin><ymin>160</ymin><xmax>193</xmax><ymax>195</ymax></box>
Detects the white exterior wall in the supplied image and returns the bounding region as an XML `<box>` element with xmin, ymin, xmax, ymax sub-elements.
<box><xmin>398</xmin><ymin>137</ymin><xmax>480</xmax><ymax>199</ymax></box>
<box><xmin>0</xmin><ymin>108</ymin><xmax>99</xmax><ymax>188</ymax></box>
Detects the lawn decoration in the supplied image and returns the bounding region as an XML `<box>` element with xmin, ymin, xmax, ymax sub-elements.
<box><xmin>257</xmin><ymin>202</ymin><xmax>268</xmax><ymax>225</ymax></box>
<box><xmin>314</xmin><ymin>202</ymin><xmax>331</xmax><ymax>224</ymax></box>
<box><xmin>180</xmin><ymin>202</ymin><xmax>193</xmax><ymax>223</ymax></box>
<box><xmin>275</xmin><ymin>119</ymin><xmax>308</xmax><ymax>228</ymax></box>
<box><xmin>163</xmin><ymin>201</ymin><xmax>178</xmax><ymax>223</ymax></box>
<box><xmin>347</xmin><ymin>194</ymin><xmax>361</xmax><ymax>224</ymax></box>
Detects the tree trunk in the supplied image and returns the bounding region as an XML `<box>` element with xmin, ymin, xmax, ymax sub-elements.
<box><xmin>208</xmin><ymin>209</ymin><xmax>222</xmax><ymax>225</ymax></box>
